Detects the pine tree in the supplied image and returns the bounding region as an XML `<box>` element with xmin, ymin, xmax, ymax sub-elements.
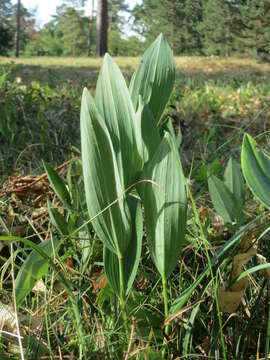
<box><xmin>181</xmin><ymin>0</ymin><xmax>203</xmax><ymax>54</ymax></box>
<box><xmin>237</xmin><ymin>0</ymin><xmax>270</xmax><ymax>57</ymax></box>
<box><xmin>56</xmin><ymin>4</ymin><xmax>88</xmax><ymax>56</ymax></box>
<box><xmin>131</xmin><ymin>0</ymin><xmax>203</xmax><ymax>55</ymax></box>
<box><xmin>0</xmin><ymin>0</ymin><xmax>13</xmax><ymax>55</ymax></box>
<box><xmin>202</xmin><ymin>0</ymin><xmax>233</xmax><ymax>55</ymax></box>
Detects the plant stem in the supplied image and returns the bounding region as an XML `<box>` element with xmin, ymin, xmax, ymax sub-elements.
<box><xmin>118</xmin><ymin>253</ymin><xmax>128</xmax><ymax>332</ymax></box>
<box><xmin>162</xmin><ymin>276</ymin><xmax>169</xmax><ymax>359</ymax></box>
<box><xmin>162</xmin><ymin>277</ymin><xmax>169</xmax><ymax>327</ymax></box>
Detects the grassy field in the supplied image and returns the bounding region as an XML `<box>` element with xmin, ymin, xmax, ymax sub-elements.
<box><xmin>1</xmin><ymin>55</ymin><xmax>270</xmax><ymax>83</ymax></box>
<box><xmin>1</xmin><ymin>55</ymin><xmax>270</xmax><ymax>359</ymax></box>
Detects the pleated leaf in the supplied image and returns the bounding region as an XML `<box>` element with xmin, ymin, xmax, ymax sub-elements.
<box><xmin>241</xmin><ymin>133</ymin><xmax>270</xmax><ymax>209</ymax></box>
<box><xmin>138</xmin><ymin>132</ymin><xmax>187</xmax><ymax>279</ymax></box>
<box><xmin>208</xmin><ymin>174</ymin><xmax>239</xmax><ymax>224</ymax></box>
<box><xmin>95</xmin><ymin>53</ymin><xmax>143</xmax><ymax>187</ymax></box>
<box><xmin>44</xmin><ymin>162</ymin><xmax>71</xmax><ymax>207</ymax></box>
<box><xmin>135</xmin><ymin>97</ymin><xmax>161</xmax><ymax>164</ymax></box>
<box><xmin>81</xmin><ymin>88</ymin><xmax>132</xmax><ymax>255</ymax></box>
<box><xmin>166</xmin><ymin>119</ymin><xmax>183</xmax><ymax>148</ymax></box>
<box><xmin>15</xmin><ymin>237</ymin><xmax>59</xmax><ymax>306</ymax></box>
<box><xmin>104</xmin><ymin>197</ymin><xmax>143</xmax><ymax>296</ymax></box>
<box><xmin>129</xmin><ymin>33</ymin><xmax>175</xmax><ymax>122</ymax></box>
<box><xmin>224</xmin><ymin>157</ymin><xmax>245</xmax><ymax>203</ymax></box>
<box><xmin>47</xmin><ymin>200</ymin><xmax>69</xmax><ymax>236</ymax></box>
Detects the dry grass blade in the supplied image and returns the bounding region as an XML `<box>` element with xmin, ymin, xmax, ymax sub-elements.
<box><xmin>164</xmin><ymin>298</ymin><xmax>207</xmax><ymax>326</ymax></box>
<box><xmin>124</xmin><ymin>317</ymin><xmax>136</xmax><ymax>360</ymax></box>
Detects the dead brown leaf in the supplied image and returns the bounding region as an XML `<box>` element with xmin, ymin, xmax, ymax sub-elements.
<box><xmin>91</xmin><ymin>270</ymin><xmax>107</xmax><ymax>293</ymax></box>
<box><xmin>219</xmin><ymin>230</ymin><xmax>257</xmax><ymax>313</ymax></box>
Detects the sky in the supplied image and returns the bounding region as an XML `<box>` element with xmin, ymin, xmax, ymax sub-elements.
<box><xmin>11</xmin><ymin>0</ymin><xmax>141</xmax><ymax>28</ymax></box>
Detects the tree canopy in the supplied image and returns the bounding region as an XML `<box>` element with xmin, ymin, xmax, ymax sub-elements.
<box><xmin>0</xmin><ymin>0</ymin><xmax>270</xmax><ymax>57</ymax></box>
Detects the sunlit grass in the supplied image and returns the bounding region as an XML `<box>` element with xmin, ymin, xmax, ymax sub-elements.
<box><xmin>1</xmin><ymin>55</ymin><xmax>270</xmax><ymax>74</ymax></box>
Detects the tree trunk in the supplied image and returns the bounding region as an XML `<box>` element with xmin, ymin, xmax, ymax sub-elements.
<box><xmin>88</xmin><ymin>0</ymin><xmax>95</xmax><ymax>56</ymax></box>
<box><xmin>14</xmin><ymin>0</ymin><xmax>21</xmax><ymax>58</ymax></box>
<box><xmin>96</xmin><ymin>0</ymin><xmax>108</xmax><ymax>57</ymax></box>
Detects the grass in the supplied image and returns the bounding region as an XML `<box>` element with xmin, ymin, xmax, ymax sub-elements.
<box><xmin>1</xmin><ymin>55</ymin><xmax>270</xmax><ymax>84</ymax></box>
<box><xmin>1</xmin><ymin>56</ymin><xmax>270</xmax><ymax>359</ymax></box>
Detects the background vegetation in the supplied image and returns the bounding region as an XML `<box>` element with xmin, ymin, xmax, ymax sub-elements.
<box><xmin>1</xmin><ymin>0</ymin><xmax>270</xmax><ymax>58</ymax></box>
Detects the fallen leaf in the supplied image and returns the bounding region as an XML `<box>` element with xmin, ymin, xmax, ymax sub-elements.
<box><xmin>219</xmin><ymin>230</ymin><xmax>257</xmax><ymax>313</ymax></box>
<box><xmin>91</xmin><ymin>270</ymin><xmax>107</xmax><ymax>293</ymax></box>
<box><xmin>218</xmin><ymin>287</ymin><xmax>245</xmax><ymax>313</ymax></box>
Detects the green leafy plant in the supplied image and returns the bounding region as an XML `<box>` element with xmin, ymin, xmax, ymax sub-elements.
<box><xmin>81</xmin><ymin>34</ymin><xmax>187</xmax><ymax>336</ymax></box>
<box><xmin>208</xmin><ymin>156</ymin><xmax>245</xmax><ymax>225</ymax></box>
<box><xmin>241</xmin><ymin>133</ymin><xmax>270</xmax><ymax>209</ymax></box>
<box><xmin>138</xmin><ymin>133</ymin><xmax>187</xmax><ymax>323</ymax></box>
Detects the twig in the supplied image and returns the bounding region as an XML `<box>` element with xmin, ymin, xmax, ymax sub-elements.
<box><xmin>0</xmin><ymin>160</ymin><xmax>72</xmax><ymax>197</ymax></box>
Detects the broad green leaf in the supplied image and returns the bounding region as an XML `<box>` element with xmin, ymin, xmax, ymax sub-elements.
<box><xmin>15</xmin><ymin>237</ymin><xmax>59</xmax><ymax>306</ymax></box>
<box><xmin>135</xmin><ymin>97</ymin><xmax>161</xmax><ymax>164</ymax></box>
<box><xmin>66</xmin><ymin>161</ymin><xmax>73</xmax><ymax>195</ymax></box>
<box><xmin>47</xmin><ymin>200</ymin><xmax>69</xmax><ymax>236</ymax></box>
<box><xmin>241</xmin><ymin>133</ymin><xmax>270</xmax><ymax>209</ymax></box>
<box><xmin>95</xmin><ymin>54</ymin><xmax>143</xmax><ymax>187</ymax></box>
<box><xmin>166</xmin><ymin>119</ymin><xmax>182</xmax><ymax>148</ymax></box>
<box><xmin>208</xmin><ymin>174</ymin><xmax>239</xmax><ymax>224</ymax></box>
<box><xmin>129</xmin><ymin>33</ymin><xmax>175</xmax><ymax>123</ymax></box>
<box><xmin>138</xmin><ymin>132</ymin><xmax>187</xmax><ymax>279</ymax></box>
<box><xmin>79</xmin><ymin>230</ymin><xmax>92</xmax><ymax>274</ymax></box>
<box><xmin>104</xmin><ymin>197</ymin><xmax>143</xmax><ymax>296</ymax></box>
<box><xmin>224</xmin><ymin>157</ymin><xmax>245</xmax><ymax>203</ymax></box>
<box><xmin>43</xmin><ymin>162</ymin><xmax>72</xmax><ymax>207</ymax></box>
<box><xmin>81</xmin><ymin>88</ymin><xmax>132</xmax><ymax>255</ymax></box>
<box><xmin>169</xmin><ymin>218</ymin><xmax>258</xmax><ymax>313</ymax></box>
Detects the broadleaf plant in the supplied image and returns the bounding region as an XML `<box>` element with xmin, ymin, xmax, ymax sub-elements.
<box><xmin>241</xmin><ymin>133</ymin><xmax>270</xmax><ymax>209</ymax></box>
<box><xmin>104</xmin><ymin>197</ymin><xmax>143</xmax><ymax>297</ymax></box>
<box><xmin>15</xmin><ymin>237</ymin><xmax>59</xmax><ymax>306</ymax></box>
<box><xmin>138</xmin><ymin>132</ymin><xmax>187</xmax><ymax>279</ymax></box>
<box><xmin>81</xmin><ymin>87</ymin><xmax>133</xmax><ymax>256</ymax></box>
<box><xmin>138</xmin><ymin>132</ymin><xmax>187</xmax><ymax>325</ymax></box>
<box><xmin>43</xmin><ymin>161</ymin><xmax>72</xmax><ymax>208</ymax></box>
<box><xmin>95</xmin><ymin>53</ymin><xmax>143</xmax><ymax>186</ymax></box>
<box><xmin>80</xmin><ymin>33</ymin><xmax>187</xmax><ymax>334</ymax></box>
<box><xmin>208</xmin><ymin>156</ymin><xmax>245</xmax><ymax>225</ymax></box>
<box><xmin>224</xmin><ymin>157</ymin><xmax>245</xmax><ymax>203</ymax></box>
<box><xmin>129</xmin><ymin>33</ymin><xmax>175</xmax><ymax>123</ymax></box>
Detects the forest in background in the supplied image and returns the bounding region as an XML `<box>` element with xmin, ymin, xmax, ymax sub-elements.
<box><xmin>1</xmin><ymin>0</ymin><xmax>270</xmax><ymax>58</ymax></box>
